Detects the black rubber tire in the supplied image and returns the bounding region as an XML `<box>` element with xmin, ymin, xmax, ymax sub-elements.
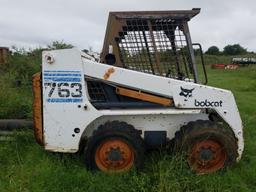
<box><xmin>174</xmin><ymin>120</ymin><xmax>238</xmax><ymax>173</ymax></box>
<box><xmin>84</xmin><ymin>121</ymin><xmax>145</xmax><ymax>172</ymax></box>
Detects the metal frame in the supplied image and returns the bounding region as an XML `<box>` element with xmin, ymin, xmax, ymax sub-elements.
<box><xmin>101</xmin><ymin>9</ymin><xmax>201</xmax><ymax>82</ymax></box>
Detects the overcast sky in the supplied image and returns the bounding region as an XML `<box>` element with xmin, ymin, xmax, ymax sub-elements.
<box><xmin>0</xmin><ymin>0</ymin><xmax>255</xmax><ymax>52</ymax></box>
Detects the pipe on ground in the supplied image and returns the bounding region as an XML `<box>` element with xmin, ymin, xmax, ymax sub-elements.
<box><xmin>0</xmin><ymin>119</ymin><xmax>33</xmax><ymax>131</ymax></box>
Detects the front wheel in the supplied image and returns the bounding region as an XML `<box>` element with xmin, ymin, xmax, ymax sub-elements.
<box><xmin>174</xmin><ymin>120</ymin><xmax>238</xmax><ymax>174</ymax></box>
<box><xmin>84</xmin><ymin>121</ymin><xmax>144</xmax><ymax>173</ymax></box>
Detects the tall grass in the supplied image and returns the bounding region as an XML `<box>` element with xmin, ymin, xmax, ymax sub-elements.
<box><xmin>0</xmin><ymin>53</ymin><xmax>256</xmax><ymax>191</ymax></box>
<box><xmin>0</xmin><ymin>48</ymin><xmax>41</xmax><ymax>119</ymax></box>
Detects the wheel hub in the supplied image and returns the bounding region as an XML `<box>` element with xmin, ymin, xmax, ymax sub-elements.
<box><xmin>189</xmin><ymin>139</ymin><xmax>227</xmax><ymax>174</ymax></box>
<box><xmin>95</xmin><ymin>138</ymin><xmax>134</xmax><ymax>172</ymax></box>
<box><xmin>199</xmin><ymin>148</ymin><xmax>213</xmax><ymax>161</ymax></box>
<box><xmin>107</xmin><ymin>148</ymin><xmax>122</xmax><ymax>161</ymax></box>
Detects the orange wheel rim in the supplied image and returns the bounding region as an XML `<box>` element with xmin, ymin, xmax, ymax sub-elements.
<box><xmin>95</xmin><ymin>138</ymin><xmax>134</xmax><ymax>172</ymax></box>
<box><xmin>189</xmin><ymin>140</ymin><xmax>227</xmax><ymax>174</ymax></box>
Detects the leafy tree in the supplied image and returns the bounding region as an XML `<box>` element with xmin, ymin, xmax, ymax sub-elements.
<box><xmin>47</xmin><ymin>40</ymin><xmax>74</xmax><ymax>50</ymax></box>
<box><xmin>223</xmin><ymin>44</ymin><xmax>247</xmax><ymax>55</ymax></box>
<box><xmin>205</xmin><ymin>46</ymin><xmax>220</xmax><ymax>55</ymax></box>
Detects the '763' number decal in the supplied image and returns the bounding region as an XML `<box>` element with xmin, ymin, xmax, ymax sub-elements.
<box><xmin>44</xmin><ymin>82</ymin><xmax>82</xmax><ymax>98</ymax></box>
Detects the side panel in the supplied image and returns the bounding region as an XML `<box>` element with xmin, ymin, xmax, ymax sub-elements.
<box><xmin>42</xmin><ymin>49</ymin><xmax>101</xmax><ymax>152</ymax></box>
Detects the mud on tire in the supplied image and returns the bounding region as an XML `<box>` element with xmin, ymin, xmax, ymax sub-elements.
<box><xmin>174</xmin><ymin>120</ymin><xmax>238</xmax><ymax>174</ymax></box>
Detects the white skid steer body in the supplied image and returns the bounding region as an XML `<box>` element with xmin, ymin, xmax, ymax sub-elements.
<box><xmin>41</xmin><ymin>49</ymin><xmax>243</xmax><ymax>161</ymax></box>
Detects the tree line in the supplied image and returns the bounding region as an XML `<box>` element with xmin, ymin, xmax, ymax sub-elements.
<box><xmin>205</xmin><ymin>44</ymin><xmax>252</xmax><ymax>55</ymax></box>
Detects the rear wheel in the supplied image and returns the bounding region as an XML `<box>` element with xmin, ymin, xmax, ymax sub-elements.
<box><xmin>84</xmin><ymin>121</ymin><xmax>144</xmax><ymax>173</ymax></box>
<box><xmin>174</xmin><ymin>120</ymin><xmax>238</xmax><ymax>174</ymax></box>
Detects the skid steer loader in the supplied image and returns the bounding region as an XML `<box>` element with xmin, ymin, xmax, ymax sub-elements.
<box><xmin>32</xmin><ymin>8</ymin><xmax>243</xmax><ymax>174</ymax></box>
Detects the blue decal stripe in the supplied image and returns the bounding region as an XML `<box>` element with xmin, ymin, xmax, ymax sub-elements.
<box><xmin>44</xmin><ymin>70</ymin><xmax>80</xmax><ymax>73</ymax></box>
<box><xmin>44</xmin><ymin>78</ymin><xmax>81</xmax><ymax>82</ymax></box>
<box><xmin>47</xmin><ymin>98</ymin><xmax>83</xmax><ymax>103</ymax></box>
<box><xmin>44</xmin><ymin>73</ymin><xmax>81</xmax><ymax>77</ymax></box>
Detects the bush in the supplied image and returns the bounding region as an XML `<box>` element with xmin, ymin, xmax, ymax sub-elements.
<box><xmin>0</xmin><ymin>74</ymin><xmax>32</xmax><ymax>119</ymax></box>
<box><xmin>205</xmin><ymin>46</ymin><xmax>220</xmax><ymax>55</ymax></box>
<box><xmin>223</xmin><ymin>44</ymin><xmax>247</xmax><ymax>55</ymax></box>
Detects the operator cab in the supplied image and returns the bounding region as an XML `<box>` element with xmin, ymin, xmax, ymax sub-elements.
<box><xmin>100</xmin><ymin>8</ymin><xmax>207</xmax><ymax>84</ymax></box>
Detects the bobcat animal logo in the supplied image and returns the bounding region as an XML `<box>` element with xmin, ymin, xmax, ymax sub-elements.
<box><xmin>179</xmin><ymin>87</ymin><xmax>195</xmax><ymax>101</ymax></box>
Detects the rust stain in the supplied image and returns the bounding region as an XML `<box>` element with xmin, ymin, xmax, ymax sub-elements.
<box><xmin>103</xmin><ymin>67</ymin><xmax>115</xmax><ymax>80</ymax></box>
<box><xmin>32</xmin><ymin>72</ymin><xmax>44</xmax><ymax>146</ymax></box>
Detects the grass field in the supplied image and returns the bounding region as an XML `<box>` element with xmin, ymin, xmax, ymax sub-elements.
<box><xmin>0</xmin><ymin>64</ymin><xmax>256</xmax><ymax>191</ymax></box>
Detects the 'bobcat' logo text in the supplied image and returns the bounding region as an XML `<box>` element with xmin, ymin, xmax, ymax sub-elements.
<box><xmin>194</xmin><ymin>99</ymin><xmax>223</xmax><ymax>107</ymax></box>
